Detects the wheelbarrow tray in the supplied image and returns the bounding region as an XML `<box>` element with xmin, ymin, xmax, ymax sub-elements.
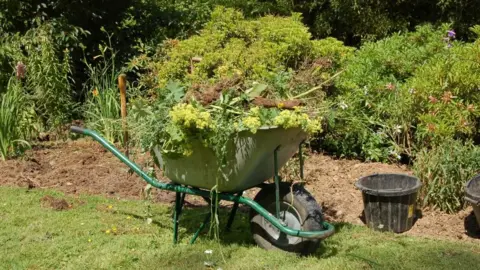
<box><xmin>154</xmin><ymin>127</ymin><xmax>307</xmax><ymax>192</ymax></box>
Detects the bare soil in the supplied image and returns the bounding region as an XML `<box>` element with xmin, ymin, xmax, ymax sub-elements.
<box><xmin>0</xmin><ymin>139</ymin><xmax>179</xmax><ymax>204</ymax></box>
<box><xmin>40</xmin><ymin>195</ymin><xmax>71</xmax><ymax>211</ymax></box>
<box><xmin>302</xmin><ymin>154</ymin><xmax>479</xmax><ymax>242</ymax></box>
<box><xmin>0</xmin><ymin>139</ymin><xmax>478</xmax><ymax>242</ymax></box>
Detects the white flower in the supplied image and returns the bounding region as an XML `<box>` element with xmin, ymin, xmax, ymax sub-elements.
<box><xmin>204</xmin><ymin>261</ymin><xmax>214</xmax><ymax>267</ymax></box>
<box><xmin>204</xmin><ymin>249</ymin><xmax>213</xmax><ymax>254</ymax></box>
<box><xmin>393</xmin><ymin>125</ymin><xmax>402</xmax><ymax>134</ymax></box>
<box><xmin>339</xmin><ymin>101</ymin><xmax>348</xmax><ymax>110</ymax></box>
<box><xmin>409</xmin><ymin>88</ymin><xmax>416</xmax><ymax>94</ymax></box>
<box><xmin>363</xmin><ymin>86</ymin><xmax>369</xmax><ymax>95</ymax></box>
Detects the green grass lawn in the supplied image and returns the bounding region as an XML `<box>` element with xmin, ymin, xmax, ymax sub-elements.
<box><xmin>1</xmin><ymin>187</ymin><xmax>479</xmax><ymax>270</ymax></box>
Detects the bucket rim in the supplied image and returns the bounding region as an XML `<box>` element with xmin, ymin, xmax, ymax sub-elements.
<box><xmin>355</xmin><ymin>173</ymin><xmax>422</xmax><ymax>197</ymax></box>
<box><xmin>465</xmin><ymin>174</ymin><xmax>480</xmax><ymax>205</ymax></box>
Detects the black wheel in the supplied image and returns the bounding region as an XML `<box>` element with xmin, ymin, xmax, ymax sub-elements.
<box><xmin>249</xmin><ymin>183</ymin><xmax>324</xmax><ymax>256</ymax></box>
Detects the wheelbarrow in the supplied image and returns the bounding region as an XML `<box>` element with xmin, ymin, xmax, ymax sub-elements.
<box><xmin>70</xmin><ymin>126</ymin><xmax>334</xmax><ymax>255</ymax></box>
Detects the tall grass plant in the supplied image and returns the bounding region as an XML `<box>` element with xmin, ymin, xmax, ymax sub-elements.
<box><xmin>0</xmin><ymin>78</ymin><xmax>37</xmax><ymax>160</ymax></box>
<box><xmin>83</xmin><ymin>33</ymin><xmax>124</xmax><ymax>143</ymax></box>
<box><xmin>414</xmin><ymin>139</ymin><xmax>480</xmax><ymax>213</ymax></box>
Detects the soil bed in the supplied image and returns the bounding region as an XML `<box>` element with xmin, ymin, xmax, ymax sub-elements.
<box><xmin>0</xmin><ymin>139</ymin><xmax>477</xmax><ymax>242</ymax></box>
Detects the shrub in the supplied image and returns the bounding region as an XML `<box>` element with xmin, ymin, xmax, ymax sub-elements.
<box><xmin>84</xmin><ymin>84</ymin><xmax>122</xmax><ymax>144</ymax></box>
<box><xmin>150</xmin><ymin>7</ymin><xmax>353</xmax><ymax>97</ymax></box>
<box><xmin>204</xmin><ymin>1</ymin><xmax>480</xmax><ymax>45</ymax></box>
<box><xmin>322</xmin><ymin>24</ymin><xmax>449</xmax><ymax>161</ymax></box>
<box><xmin>155</xmin><ymin>7</ymin><xmax>310</xmax><ymax>86</ymax></box>
<box><xmin>20</xmin><ymin>23</ymin><xmax>76</xmax><ymax>129</ymax></box>
<box><xmin>408</xmin><ymin>26</ymin><xmax>480</xmax><ymax>145</ymax></box>
<box><xmin>325</xmin><ymin>25</ymin><xmax>480</xmax><ymax>163</ymax></box>
<box><xmin>414</xmin><ymin>139</ymin><xmax>480</xmax><ymax>213</ymax></box>
<box><xmin>273</xmin><ymin>0</ymin><xmax>480</xmax><ymax>43</ymax></box>
<box><xmin>1</xmin><ymin>21</ymin><xmax>80</xmax><ymax>130</ymax></box>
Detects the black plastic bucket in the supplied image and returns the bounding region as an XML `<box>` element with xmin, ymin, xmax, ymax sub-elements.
<box><xmin>465</xmin><ymin>174</ymin><xmax>480</xmax><ymax>227</ymax></box>
<box><xmin>355</xmin><ymin>173</ymin><xmax>422</xmax><ymax>233</ymax></box>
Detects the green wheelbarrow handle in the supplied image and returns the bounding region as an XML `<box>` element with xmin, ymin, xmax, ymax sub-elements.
<box><xmin>70</xmin><ymin>126</ymin><xmax>335</xmax><ymax>240</ymax></box>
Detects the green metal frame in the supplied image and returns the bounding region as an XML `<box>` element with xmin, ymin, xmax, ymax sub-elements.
<box><xmin>70</xmin><ymin>127</ymin><xmax>335</xmax><ymax>244</ymax></box>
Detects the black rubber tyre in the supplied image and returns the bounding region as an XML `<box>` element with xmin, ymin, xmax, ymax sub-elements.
<box><xmin>249</xmin><ymin>183</ymin><xmax>324</xmax><ymax>256</ymax></box>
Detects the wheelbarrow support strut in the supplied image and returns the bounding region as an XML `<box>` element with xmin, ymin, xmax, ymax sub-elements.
<box><xmin>70</xmin><ymin>126</ymin><xmax>335</xmax><ymax>243</ymax></box>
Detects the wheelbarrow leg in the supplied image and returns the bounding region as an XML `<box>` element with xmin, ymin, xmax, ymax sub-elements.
<box><xmin>274</xmin><ymin>146</ymin><xmax>281</xmax><ymax>219</ymax></box>
<box><xmin>190</xmin><ymin>212</ymin><xmax>211</xmax><ymax>244</ymax></box>
<box><xmin>226</xmin><ymin>192</ymin><xmax>242</xmax><ymax>231</ymax></box>
<box><xmin>190</xmin><ymin>193</ymin><xmax>219</xmax><ymax>244</ymax></box>
<box><xmin>178</xmin><ymin>192</ymin><xmax>186</xmax><ymax>216</ymax></box>
<box><xmin>173</xmin><ymin>192</ymin><xmax>185</xmax><ymax>244</ymax></box>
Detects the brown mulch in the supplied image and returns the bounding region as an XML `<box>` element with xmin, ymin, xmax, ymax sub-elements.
<box><xmin>188</xmin><ymin>76</ymin><xmax>242</xmax><ymax>105</ymax></box>
<box><xmin>0</xmin><ymin>139</ymin><xmax>478</xmax><ymax>242</ymax></box>
<box><xmin>302</xmin><ymin>154</ymin><xmax>479</xmax><ymax>242</ymax></box>
<box><xmin>0</xmin><ymin>139</ymin><xmax>179</xmax><ymax>204</ymax></box>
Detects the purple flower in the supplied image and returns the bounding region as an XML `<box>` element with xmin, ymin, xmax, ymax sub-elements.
<box><xmin>447</xmin><ymin>43</ymin><xmax>453</xmax><ymax>48</ymax></box>
<box><xmin>447</xmin><ymin>30</ymin><xmax>456</xmax><ymax>38</ymax></box>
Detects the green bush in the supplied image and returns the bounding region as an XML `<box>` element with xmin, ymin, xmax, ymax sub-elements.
<box><xmin>278</xmin><ymin>0</ymin><xmax>480</xmax><ymax>43</ymax></box>
<box><xmin>151</xmin><ymin>7</ymin><xmax>353</xmax><ymax>96</ymax></box>
<box><xmin>408</xmin><ymin>26</ymin><xmax>480</xmax><ymax>144</ymax></box>
<box><xmin>323</xmin><ymin>24</ymin><xmax>480</xmax><ymax>161</ymax></box>
<box><xmin>0</xmin><ymin>0</ymin><xmax>219</xmax><ymax>101</ymax></box>
<box><xmin>19</xmin><ymin>23</ymin><xmax>76</xmax><ymax>128</ymax></box>
<box><xmin>414</xmin><ymin>139</ymin><xmax>480</xmax><ymax>213</ymax></box>
<box><xmin>205</xmin><ymin>1</ymin><xmax>480</xmax><ymax>45</ymax></box>
<box><xmin>323</xmin><ymin>25</ymin><xmax>449</xmax><ymax>161</ymax></box>
<box><xmin>1</xmin><ymin>21</ymin><xmax>80</xmax><ymax>130</ymax></box>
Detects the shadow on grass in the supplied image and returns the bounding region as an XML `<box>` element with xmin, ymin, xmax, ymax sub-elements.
<box><xmin>118</xmin><ymin>199</ymin><xmax>347</xmax><ymax>257</ymax></box>
<box><xmin>175</xmin><ymin>206</ymin><xmax>354</xmax><ymax>259</ymax></box>
<box><xmin>178</xmin><ymin>204</ymin><xmax>254</xmax><ymax>246</ymax></box>
<box><xmin>118</xmin><ymin>202</ymin><xmax>255</xmax><ymax>246</ymax></box>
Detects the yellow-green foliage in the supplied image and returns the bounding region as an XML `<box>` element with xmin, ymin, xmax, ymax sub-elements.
<box><xmin>273</xmin><ymin>108</ymin><xmax>322</xmax><ymax>134</ymax></box>
<box><xmin>155</xmin><ymin>7</ymin><xmax>353</xmax><ymax>87</ymax></box>
<box><xmin>169</xmin><ymin>103</ymin><xmax>214</xmax><ymax>130</ymax></box>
